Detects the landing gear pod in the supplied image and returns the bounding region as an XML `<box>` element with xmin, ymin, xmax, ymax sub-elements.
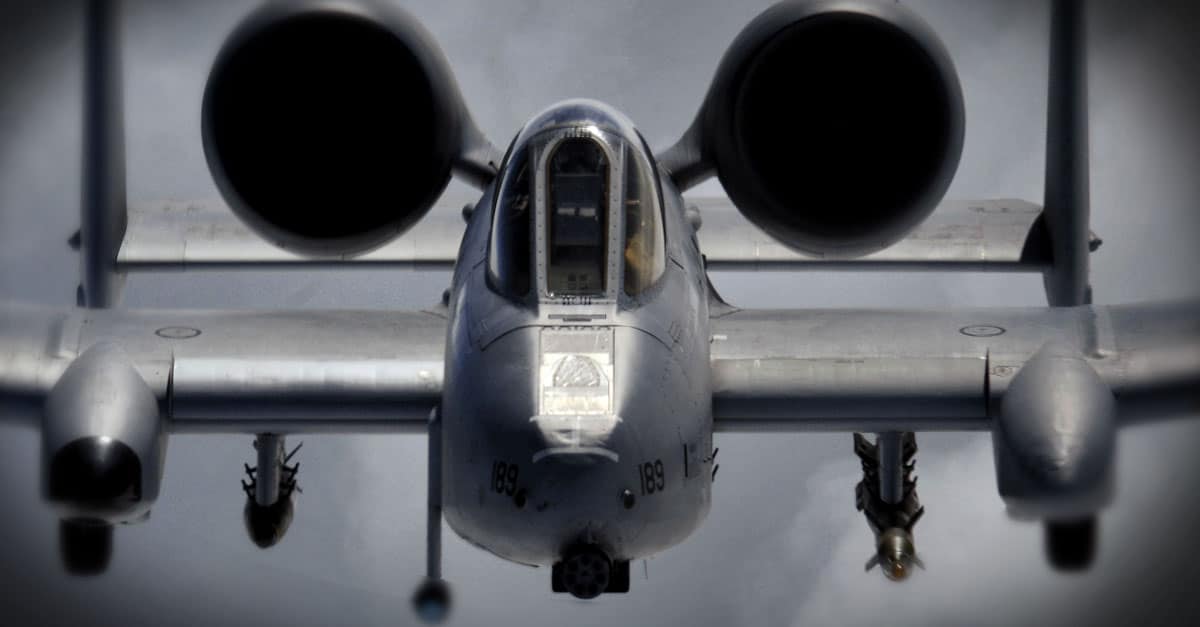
<box><xmin>661</xmin><ymin>0</ymin><xmax>964</xmax><ymax>257</ymax></box>
<box><xmin>202</xmin><ymin>1</ymin><xmax>496</xmax><ymax>256</ymax></box>
<box><xmin>993</xmin><ymin>343</ymin><xmax>1116</xmax><ymax>519</ymax></box>
<box><xmin>42</xmin><ymin>343</ymin><xmax>166</xmax><ymax>525</ymax></box>
<box><xmin>42</xmin><ymin>343</ymin><xmax>166</xmax><ymax>574</ymax></box>
<box><xmin>993</xmin><ymin>343</ymin><xmax>1115</xmax><ymax>570</ymax></box>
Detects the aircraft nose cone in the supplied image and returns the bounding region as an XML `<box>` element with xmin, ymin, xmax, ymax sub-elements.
<box><xmin>243</xmin><ymin>497</ymin><xmax>294</xmax><ymax>548</ymax></box>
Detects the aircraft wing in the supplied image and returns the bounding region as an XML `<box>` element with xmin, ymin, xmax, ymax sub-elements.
<box><xmin>709</xmin><ymin>301</ymin><xmax>1200</xmax><ymax>432</ymax></box>
<box><xmin>0</xmin><ymin>302</ymin><xmax>446</xmax><ymax>432</ymax></box>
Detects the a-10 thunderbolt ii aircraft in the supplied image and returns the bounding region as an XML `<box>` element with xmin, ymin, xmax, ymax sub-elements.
<box><xmin>1</xmin><ymin>0</ymin><xmax>1198</xmax><ymax>622</ymax></box>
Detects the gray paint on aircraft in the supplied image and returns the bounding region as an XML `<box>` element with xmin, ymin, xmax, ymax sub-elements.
<box><xmin>1</xmin><ymin>1</ymin><xmax>1199</xmax><ymax>626</ymax></box>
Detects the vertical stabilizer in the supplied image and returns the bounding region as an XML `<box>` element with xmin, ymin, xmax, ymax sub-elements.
<box><xmin>79</xmin><ymin>0</ymin><xmax>126</xmax><ymax>308</ymax></box>
<box><xmin>1041</xmin><ymin>0</ymin><xmax>1091</xmax><ymax>306</ymax></box>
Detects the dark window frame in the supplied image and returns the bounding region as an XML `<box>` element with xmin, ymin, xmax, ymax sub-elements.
<box><xmin>543</xmin><ymin>137</ymin><xmax>611</xmax><ymax>298</ymax></box>
<box><xmin>486</xmin><ymin>144</ymin><xmax>533</xmax><ymax>300</ymax></box>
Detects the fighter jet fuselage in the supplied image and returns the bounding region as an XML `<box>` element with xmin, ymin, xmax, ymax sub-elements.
<box><xmin>440</xmin><ymin>102</ymin><xmax>713</xmax><ymax>580</ymax></box>
<box><xmin>3</xmin><ymin>0</ymin><xmax>1198</xmax><ymax>620</ymax></box>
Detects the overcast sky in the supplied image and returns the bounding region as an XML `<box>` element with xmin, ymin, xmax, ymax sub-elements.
<box><xmin>1</xmin><ymin>1</ymin><xmax>1199</xmax><ymax>626</ymax></box>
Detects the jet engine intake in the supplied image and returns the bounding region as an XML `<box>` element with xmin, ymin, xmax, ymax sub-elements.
<box><xmin>202</xmin><ymin>1</ymin><xmax>489</xmax><ymax>256</ymax></box>
<box><xmin>668</xmin><ymin>0</ymin><xmax>964</xmax><ymax>257</ymax></box>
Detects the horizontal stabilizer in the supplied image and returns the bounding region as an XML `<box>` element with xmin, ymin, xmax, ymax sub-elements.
<box><xmin>117</xmin><ymin>197</ymin><xmax>1086</xmax><ymax>275</ymax></box>
<box><xmin>117</xmin><ymin>200</ymin><xmax>467</xmax><ymax>271</ymax></box>
<box><xmin>694</xmin><ymin>198</ymin><xmax>1056</xmax><ymax>272</ymax></box>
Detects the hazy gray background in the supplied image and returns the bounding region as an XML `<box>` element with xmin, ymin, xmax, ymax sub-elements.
<box><xmin>1</xmin><ymin>1</ymin><xmax>1199</xmax><ymax>625</ymax></box>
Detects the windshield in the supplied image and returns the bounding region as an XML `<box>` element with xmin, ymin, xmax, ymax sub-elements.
<box><xmin>486</xmin><ymin>100</ymin><xmax>666</xmax><ymax>306</ymax></box>
<box><xmin>545</xmin><ymin>138</ymin><xmax>609</xmax><ymax>297</ymax></box>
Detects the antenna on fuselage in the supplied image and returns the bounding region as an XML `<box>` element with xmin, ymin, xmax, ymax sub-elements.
<box><xmin>78</xmin><ymin>0</ymin><xmax>127</xmax><ymax>308</ymax></box>
<box><xmin>1041</xmin><ymin>0</ymin><xmax>1093</xmax><ymax>307</ymax></box>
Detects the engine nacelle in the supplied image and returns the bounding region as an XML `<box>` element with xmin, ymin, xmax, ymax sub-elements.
<box><xmin>202</xmin><ymin>1</ymin><xmax>482</xmax><ymax>256</ymax></box>
<box><xmin>42</xmin><ymin>343</ymin><xmax>167</xmax><ymax>525</ymax></box>
<box><xmin>992</xmin><ymin>343</ymin><xmax>1116</xmax><ymax>520</ymax></box>
<box><xmin>672</xmin><ymin>0</ymin><xmax>964</xmax><ymax>257</ymax></box>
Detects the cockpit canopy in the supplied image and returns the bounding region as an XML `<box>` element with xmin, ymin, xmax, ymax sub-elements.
<box><xmin>488</xmin><ymin>100</ymin><xmax>665</xmax><ymax>303</ymax></box>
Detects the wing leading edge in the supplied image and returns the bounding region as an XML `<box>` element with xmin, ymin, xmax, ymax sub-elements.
<box><xmin>7</xmin><ymin>300</ymin><xmax>1196</xmax><ymax>434</ymax></box>
<box><xmin>710</xmin><ymin>301</ymin><xmax>1200</xmax><ymax>432</ymax></box>
<box><xmin>0</xmin><ymin>302</ymin><xmax>446</xmax><ymax>432</ymax></box>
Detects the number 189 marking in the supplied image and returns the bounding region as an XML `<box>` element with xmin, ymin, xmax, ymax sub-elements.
<box><xmin>491</xmin><ymin>460</ymin><xmax>519</xmax><ymax>496</ymax></box>
<box><xmin>637</xmin><ymin>459</ymin><xmax>665</xmax><ymax>496</ymax></box>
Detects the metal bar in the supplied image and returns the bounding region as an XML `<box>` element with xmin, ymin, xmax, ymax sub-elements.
<box><xmin>425</xmin><ymin>408</ymin><xmax>443</xmax><ymax>580</ymax></box>
<box><xmin>168</xmin><ymin>418</ymin><xmax>429</xmax><ymax>435</ymax></box>
<box><xmin>116</xmin><ymin>260</ymin><xmax>457</xmax><ymax>272</ymax></box>
<box><xmin>712</xmin><ymin>417</ymin><xmax>991</xmax><ymax>433</ymax></box>
<box><xmin>702</xmin><ymin>260</ymin><xmax>1045</xmax><ymax>273</ymax></box>
<box><xmin>254</xmin><ymin>434</ymin><xmax>283</xmax><ymax>506</ymax></box>
<box><xmin>710</xmin><ymin>357</ymin><xmax>988</xmax><ymax>423</ymax></box>
<box><xmin>876</xmin><ymin>432</ymin><xmax>904</xmax><ymax>505</ymax></box>
<box><xmin>80</xmin><ymin>0</ymin><xmax>127</xmax><ymax>307</ymax></box>
<box><xmin>1041</xmin><ymin>0</ymin><xmax>1091</xmax><ymax>306</ymax></box>
<box><xmin>169</xmin><ymin>358</ymin><xmax>443</xmax><ymax>423</ymax></box>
